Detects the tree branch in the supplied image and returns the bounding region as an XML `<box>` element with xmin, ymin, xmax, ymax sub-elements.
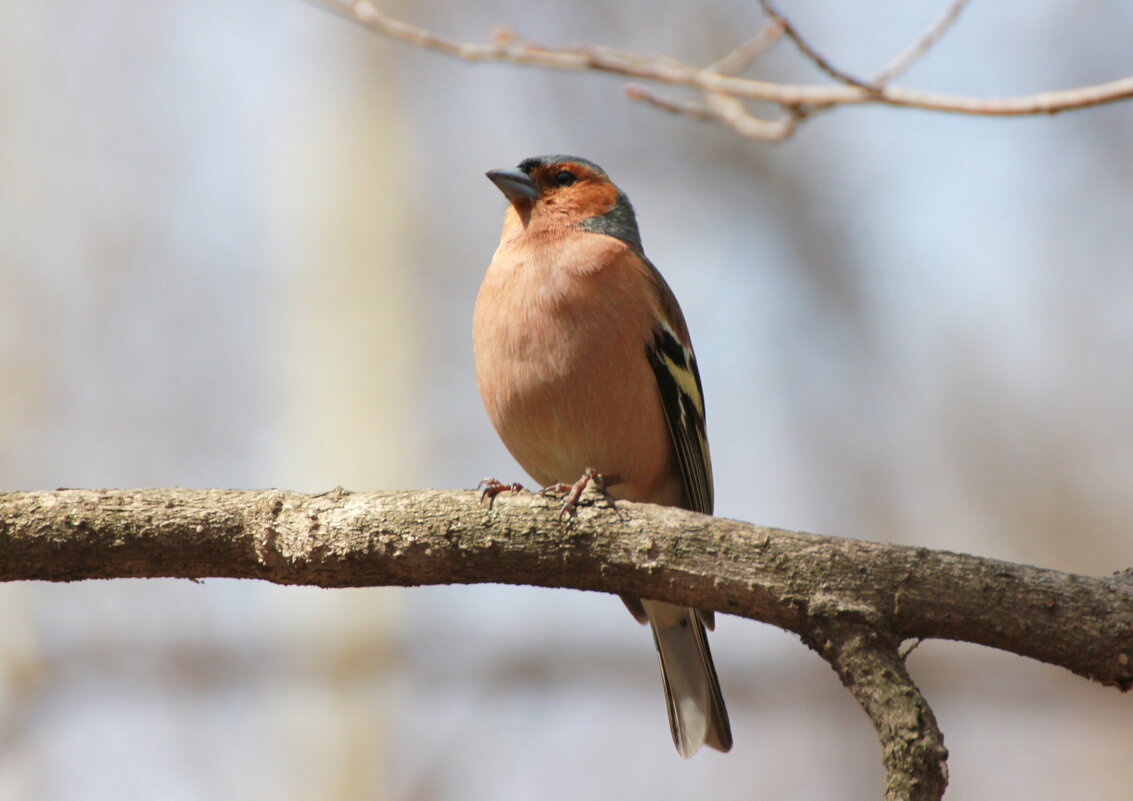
<box><xmin>805</xmin><ymin>621</ymin><xmax>949</xmax><ymax>800</ymax></box>
<box><xmin>3</xmin><ymin>487</ymin><xmax>1130</xmax><ymax>799</ymax></box>
<box><xmin>311</xmin><ymin>0</ymin><xmax>1133</xmax><ymax>140</ymax></box>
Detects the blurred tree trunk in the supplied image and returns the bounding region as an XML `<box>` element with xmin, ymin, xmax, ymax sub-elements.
<box><xmin>268</xmin><ymin>31</ymin><xmax>421</xmax><ymax>800</ymax></box>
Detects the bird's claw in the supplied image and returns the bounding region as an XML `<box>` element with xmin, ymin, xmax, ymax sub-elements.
<box><xmin>478</xmin><ymin>477</ymin><xmax>525</xmax><ymax>509</ymax></box>
<box><xmin>544</xmin><ymin>468</ymin><xmax>620</xmax><ymax>519</ymax></box>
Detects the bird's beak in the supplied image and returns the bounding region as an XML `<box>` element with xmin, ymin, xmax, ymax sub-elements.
<box><xmin>486</xmin><ymin>168</ymin><xmax>539</xmax><ymax>202</ymax></box>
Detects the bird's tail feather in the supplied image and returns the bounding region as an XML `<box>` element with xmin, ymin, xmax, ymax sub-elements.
<box><xmin>643</xmin><ymin>600</ymin><xmax>732</xmax><ymax>758</ymax></box>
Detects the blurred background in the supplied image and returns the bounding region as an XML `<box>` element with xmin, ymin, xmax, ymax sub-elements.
<box><xmin>2</xmin><ymin>0</ymin><xmax>1131</xmax><ymax>798</ymax></box>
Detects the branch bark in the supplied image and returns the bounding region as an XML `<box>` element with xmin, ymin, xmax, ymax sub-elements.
<box><xmin>3</xmin><ymin>487</ymin><xmax>1131</xmax><ymax>799</ymax></box>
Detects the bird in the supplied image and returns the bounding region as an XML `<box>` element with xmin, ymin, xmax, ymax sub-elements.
<box><xmin>473</xmin><ymin>155</ymin><xmax>732</xmax><ymax>757</ymax></box>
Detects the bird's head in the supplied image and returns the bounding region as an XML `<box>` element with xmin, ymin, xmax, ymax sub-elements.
<box><xmin>487</xmin><ymin>155</ymin><xmax>643</xmax><ymax>254</ymax></box>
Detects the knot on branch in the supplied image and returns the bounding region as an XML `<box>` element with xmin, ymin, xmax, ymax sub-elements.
<box><xmin>806</xmin><ymin>591</ymin><xmax>886</xmax><ymax>628</ymax></box>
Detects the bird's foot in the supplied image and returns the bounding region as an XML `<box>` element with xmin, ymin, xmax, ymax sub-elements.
<box><xmin>478</xmin><ymin>477</ymin><xmax>526</xmax><ymax>509</ymax></box>
<box><xmin>542</xmin><ymin>468</ymin><xmax>621</xmax><ymax>519</ymax></box>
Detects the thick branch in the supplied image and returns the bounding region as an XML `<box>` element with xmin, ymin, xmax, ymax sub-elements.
<box><xmin>3</xmin><ymin>487</ymin><xmax>1130</xmax><ymax>684</ymax></box>
<box><xmin>3</xmin><ymin>487</ymin><xmax>1131</xmax><ymax>799</ymax></box>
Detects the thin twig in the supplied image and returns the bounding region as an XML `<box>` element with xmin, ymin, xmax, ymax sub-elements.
<box><xmin>625</xmin><ymin>85</ymin><xmax>796</xmax><ymax>141</ymax></box>
<box><xmin>873</xmin><ymin>0</ymin><xmax>972</xmax><ymax>85</ymax></box>
<box><xmin>756</xmin><ymin>0</ymin><xmax>876</xmax><ymax>91</ymax></box>
<box><xmin>708</xmin><ymin>19</ymin><xmax>786</xmax><ymax>76</ymax></box>
<box><xmin>706</xmin><ymin>92</ymin><xmax>800</xmax><ymax>140</ymax></box>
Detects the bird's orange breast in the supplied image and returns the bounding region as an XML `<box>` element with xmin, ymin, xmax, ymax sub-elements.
<box><xmin>473</xmin><ymin>230</ymin><xmax>683</xmax><ymax>506</ymax></box>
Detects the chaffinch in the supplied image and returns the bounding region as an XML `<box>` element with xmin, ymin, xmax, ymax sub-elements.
<box><xmin>473</xmin><ymin>155</ymin><xmax>732</xmax><ymax>757</ymax></box>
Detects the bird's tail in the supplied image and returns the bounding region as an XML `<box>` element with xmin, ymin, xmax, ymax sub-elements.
<box><xmin>642</xmin><ymin>599</ymin><xmax>733</xmax><ymax>758</ymax></box>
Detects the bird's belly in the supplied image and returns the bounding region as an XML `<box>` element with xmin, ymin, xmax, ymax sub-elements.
<box><xmin>476</xmin><ymin>313</ymin><xmax>680</xmax><ymax>504</ymax></box>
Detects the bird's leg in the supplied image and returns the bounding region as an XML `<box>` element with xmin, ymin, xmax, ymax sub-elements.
<box><xmin>546</xmin><ymin>468</ymin><xmax>622</xmax><ymax>518</ymax></box>
<box><xmin>478</xmin><ymin>477</ymin><xmax>526</xmax><ymax>509</ymax></box>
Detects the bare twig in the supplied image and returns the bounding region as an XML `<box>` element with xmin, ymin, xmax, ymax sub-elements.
<box><xmin>756</xmin><ymin>0</ymin><xmax>876</xmax><ymax>91</ymax></box>
<box><xmin>707</xmin><ymin>91</ymin><xmax>801</xmax><ymax>140</ymax></box>
<box><xmin>707</xmin><ymin>19</ymin><xmax>786</xmax><ymax>76</ymax></box>
<box><xmin>625</xmin><ymin>85</ymin><xmax>797</xmax><ymax>141</ymax></box>
<box><xmin>310</xmin><ymin>0</ymin><xmax>1133</xmax><ymax>141</ymax></box>
<box><xmin>873</xmin><ymin>0</ymin><xmax>972</xmax><ymax>85</ymax></box>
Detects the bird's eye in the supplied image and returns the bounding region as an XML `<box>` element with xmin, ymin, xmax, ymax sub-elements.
<box><xmin>553</xmin><ymin>170</ymin><xmax>576</xmax><ymax>187</ymax></box>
